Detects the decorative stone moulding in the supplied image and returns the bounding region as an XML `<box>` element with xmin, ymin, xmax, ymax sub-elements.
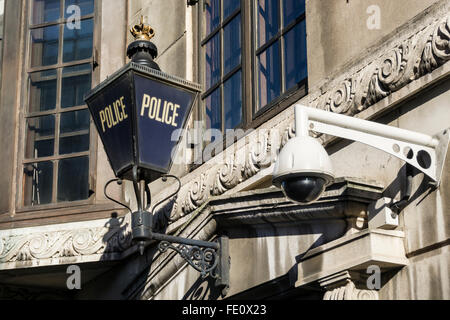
<box><xmin>0</xmin><ymin>218</ymin><xmax>132</xmax><ymax>269</ymax></box>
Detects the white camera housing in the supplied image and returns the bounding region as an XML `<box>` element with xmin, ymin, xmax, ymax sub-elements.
<box><xmin>273</xmin><ymin>136</ymin><xmax>335</xmax><ymax>204</ymax></box>
<box><xmin>273</xmin><ymin>105</ymin><xmax>449</xmax><ymax>205</ymax></box>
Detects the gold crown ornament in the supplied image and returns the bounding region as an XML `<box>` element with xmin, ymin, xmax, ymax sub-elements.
<box><xmin>130</xmin><ymin>16</ymin><xmax>155</xmax><ymax>41</ymax></box>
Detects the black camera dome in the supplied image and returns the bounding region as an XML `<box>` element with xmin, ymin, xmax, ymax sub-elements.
<box><xmin>281</xmin><ymin>176</ymin><xmax>327</xmax><ymax>204</ymax></box>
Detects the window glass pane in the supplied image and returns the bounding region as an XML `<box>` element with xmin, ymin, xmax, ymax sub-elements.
<box><xmin>258</xmin><ymin>41</ymin><xmax>281</xmax><ymax>109</ymax></box>
<box><xmin>205</xmin><ymin>33</ymin><xmax>220</xmax><ymax>90</ymax></box>
<box><xmin>57</xmin><ymin>156</ymin><xmax>89</xmax><ymax>202</ymax></box>
<box><xmin>224</xmin><ymin>0</ymin><xmax>240</xmax><ymax>20</ymax></box>
<box><xmin>205</xmin><ymin>89</ymin><xmax>221</xmax><ymax>142</ymax></box>
<box><xmin>29</xmin><ymin>70</ymin><xmax>57</xmax><ymax>113</ymax></box>
<box><xmin>205</xmin><ymin>0</ymin><xmax>220</xmax><ymax>35</ymax></box>
<box><xmin>59</xmin><ymin>110</ymin><xmax>90</xmax><ymax>155</ymax></box>
<box><xmin>283</xmin><ymin>0</ymin><xmax>305</xmax><ymax>26</ymax></box>
<box><xmin>32</xmin><ymin>0</ymin><xmax>61</xmax><ymax>25</ymax></box>
<box><xmin>30</xmin><ymin>25</ymin><xmax>59</xmax><ymax>67</ymax></box>
<box><xmin>257</xmin><ymin>0</ymin><xmax>279</xmax><ymax>48</ymax></box>
<box><xmin>65</xmin><ymin>0</ymin><xmax>95</xmax><ymax>18</ymax></box>
<box><xmin>63</xmin><ymin>18</ymin><xmax>93</xmax><ymax>63</ymax></box>
<box><xmin>223</xmin><ymin>70</ymin><xmax>242</xmax><ymax>130</ymax></box>
<box><xmin>25</xmin><ymin>115</ymin><xmax>55</xmax><ymax>159</ymax></box>
<box><xmin>23</xmin><ymin>161</ymin><xmax>54</xmax><ymax>206</ymax></box>
<box><xmin>284</xmin><ymin>20</ymin><xmax>307</xmax><ymax>91</ymax></box>
<box><xmin>61</xmin><ymin>64</ymin><xmax>92</xmax><ymax>108</ymax></box>
<box><xmin>223</xmin><ymin>14</ymin><xmax>241</xmax><ymax>75</ymax></box>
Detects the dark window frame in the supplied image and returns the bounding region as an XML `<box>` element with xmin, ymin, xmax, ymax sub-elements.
<box><xmin>196</xmin><ymin>0</ymin><xmax>308</xmax><ymax>160</ymax></box>
<box><xmin>18</xmin><ymin>0</ymin><xmax>97</xmax><ymax>210</ymax></box>
<box><xmin>200</xmin><ymin>0</ymin><xmax>245</xmax><ymax>136</ymax></box>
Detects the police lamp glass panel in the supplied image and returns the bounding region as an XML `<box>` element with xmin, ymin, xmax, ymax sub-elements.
<box><xmin>85</xmin><ymin>66</ymin><xmax>199</xmax><ymax>182</ymax></box>
<box><xmin>256</xmin><ymin>0</ymin><xmax>307</xmax><ymax>111</ymax></box>
<box><xmin>23</xmin><ymin>0</ymin><xmax>95</xmax><ymax>207</ymax></box>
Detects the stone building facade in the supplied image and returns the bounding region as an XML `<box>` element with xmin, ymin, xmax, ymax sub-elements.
<box><xmin>0</xmin><ymin>0</ymin><xmax>449</xmax><ymax>300</ymax></box>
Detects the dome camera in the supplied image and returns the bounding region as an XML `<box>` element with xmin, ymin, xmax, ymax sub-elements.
<box><xmin>273</xmin><ymin>136</ymin><xmax>335</xmax><ymax>204</ymax></box>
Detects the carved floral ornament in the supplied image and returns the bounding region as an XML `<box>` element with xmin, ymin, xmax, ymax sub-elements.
<box><xmin>0</xmin><ymin>12</ymin><xmax>449</xmax><ymax>265</ymax></box>
<box><xmin>0</xmin><ymin>224</ymin><xmax>132</xmax><ymax>264</ymax></box>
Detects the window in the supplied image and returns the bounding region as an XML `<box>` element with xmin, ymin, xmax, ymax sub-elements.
<box><xmin>22</xmin><ymin>0</ymin><xmax>95</xmax><ymax>207</ymax></box>
<box><xmin>202</xmin><ymin>0</ymin><xmax>242</xmax><ymax>143</ymax></box>
<box><xmin>199</xmin><ymin>0</ymin><xmax>307</xmax><ymax>143</ymax></box>
<box><xmin>256</xmin><ymin>0</ymin><xmax>307</xmax><ymax>112</ymax></box>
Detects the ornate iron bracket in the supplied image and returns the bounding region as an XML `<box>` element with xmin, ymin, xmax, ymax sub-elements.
<box><xmin>158</xmin><ymin>241</ymin><xmax>218</xmax><ymax>279</ymax></box>
<box><xmin>105</xmin><ymin>169</ymin><xmax>230</xmax><ymax>292</ymax></box>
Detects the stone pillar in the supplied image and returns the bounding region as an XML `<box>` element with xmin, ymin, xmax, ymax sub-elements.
<box><xmin>319</xmin><ymin>271</ymin><xmax>379</xmax><ymax>300</ymax></box>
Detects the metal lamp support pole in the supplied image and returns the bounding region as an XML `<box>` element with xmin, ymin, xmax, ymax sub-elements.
<box><xmin>126</xmin><ymin>166</ymin><xmax>229</xmax><ymax>288</ymax></box>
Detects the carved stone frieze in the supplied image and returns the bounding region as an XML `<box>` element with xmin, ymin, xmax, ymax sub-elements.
<box><xmin>211</xmin><ymin>157</ymin><xmax>241</xmax><ymax>196</ymax></box>
<box><xmin>242</xmin><ymin>132</ymin><xmax>272</xmax><ymax>180</ymax></box>
<box><xmin>0</xmin><ymin>219</ymin><xmax>132</xmax><ymax>265</ymax></box>
<box><xmin>181</xmin><ymin>173</ymin><xmax>209</xmax><ymax>215</ymax></box>
<box><xmin>415</xmin><ymin>16</ymin><xmax>450</xmax><ymax>77</ymax></box>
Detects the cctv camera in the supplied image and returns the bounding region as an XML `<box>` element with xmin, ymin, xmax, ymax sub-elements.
<box><xmin>273</xmin><ymin>136</ymin><xmax>335</xmax><ymax>204</ymax></box>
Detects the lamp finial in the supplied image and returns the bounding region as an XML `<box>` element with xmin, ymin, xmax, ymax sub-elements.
<box><xmin>130</xmin><ymin>16</ymin><xmax>155</xmax><ymax>41</ymax></box>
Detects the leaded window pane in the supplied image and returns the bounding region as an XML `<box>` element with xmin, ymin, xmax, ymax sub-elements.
<box><xmin>30</xmin><ymin>25</ymin><xmax>59</xmax><ymax>67</ymax></box>
<box><xmin>284</xmin><ymin>20</ymin><xmax>307</xmax><ymax>90</ymax></box>
<box><xmin>59</xmin><ymin>110</ymin><xmax>90</xmax><ymax>155</ymax></box>
<box><xmin>64</xmin><ymin>0</ymin><xmax>95</xmax><ymax>18</ymax></box>
<box><xmin>205</xmin><ymin>33</ymin><xmax>221</xmax><ymax>90</ymax></box>
<box><xmin>223</xmin><ymin>14</ymin><xmax>241</xmax><ymax>75</ymax></box>
<box><xmin>57</xmin><ymin>156</ymin><xmax>89</xmax><ymax>202</ymax></box>
<box><xmin>25</xmin><ymin>115</ymin><xmax>55</xmax><ymax>159</ymax></box>
<box><xmin>224</xmin><ymin>70</ymin><xmax>242</xmax><ymax>130</ymax></box>
<box><xmin>257</xmin><ymin>0</ymin><xmax>279</xmax><ymax>48</ymax></box>
<box><xmin>63</xmin><ymin>18</ymin><xmax>93</xmax><ymax>63</ymax></box>
<box><xmin>31</xmin><ymin>0</ymin><xmax>60</xmax><ymax>25</ymax></box>
<box><xmin>23</xmin><ymin>161</ymin><xmax>54</xmax><ymax>206</ymax></box>
<box><xmin>258</xmin><ymin>41</ymin><xmax>281</xmax><ymax>108</ymax></box>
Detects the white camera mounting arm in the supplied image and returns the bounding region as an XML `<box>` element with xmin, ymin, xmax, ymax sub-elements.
<box><xmin>295</xmin><ymin>105</ymin><xmax>450</xmax><ymax>187</ymax></box>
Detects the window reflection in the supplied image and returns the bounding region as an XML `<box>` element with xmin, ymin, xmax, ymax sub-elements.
<box><xmin>59</xmin><ymin>110</ymin><xmax>90</xmax><ymax>155</ymax></box>
<box><xmin>23</xmin><ymin>161</ymin><xmax>54</xmax><ymax>206</ymax></box>
<box><xmin>30</xmin><ymin>25</ymin><xmax>59</xmax><ymax>67</ymax></box>
<box><xmin>25</xmin><ymin>115</ymin><xmax>56</xmax><ymax>159</ymax></box>
<box><xmin>205</xmin><ymin>33</ymin><xmax>221</xmax><ymax>90</ymax></box>
<box><xmin>258</xmin><ymin>42</ymin><xmax>281</xmax><ymax>109</ymax></box>
<box><xmin>224</xmin><ymin>0</ymin><xmax>240</xmax><ymax>19</ymax></box>
<box><xmin>206</xmin><ymin>0</ymin><xmax>220</xmax><ymax>35</ymax></box>
<box><xmin>61</xmin><ymin>64</ymin><xmax>92</xmax><ymax>108</ymax></box>
<box><xmin>257</xmin><ymin>0</ymin><xmax>279</xmax><ymax>47</ymax></box>
<box><xmin>224</xmin><ymin>71</ymin><xmax>242</xmax><ymax>130</ymax></box>
<box><xmin>29</xmin><ymin>70</ymin><xmax>57</xmax><ymax>112</ymax></box>
<box><xmin>283</xmin><ymin>0</ymin><xmax>305</xmax><ymax>26</ymax></box>
<box><xmin>284</xmin><ymin>20</ymin><xmax>307</xmax><ymax>90</ymax></box>
<box><xmin>205</xmin><ymin>89</ymin><xmax>222</xmax><ymax>142</ymax></box>
<box><xmin>223</xmin><ymin>14</ymin><xmax>241</xmax><ymax>75</ymax></box>
<box><xmin>32</xmin><ymin>0</ymin><xmax>60</xmax><ymax>25</ymax></box>
<box><xmin>65</xmin><ymin>0</ymin><xmax>95</xmax><ymax>17</ymax></box>
<box><xmin>57</xmin><ymin>156</ymin><xmax>89</xmax><ymax>202</ymax></box>
<box><xmin>63</xmin><ymin>18</ymin><xmax>94</xmax><ymax>63</ymax></box>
